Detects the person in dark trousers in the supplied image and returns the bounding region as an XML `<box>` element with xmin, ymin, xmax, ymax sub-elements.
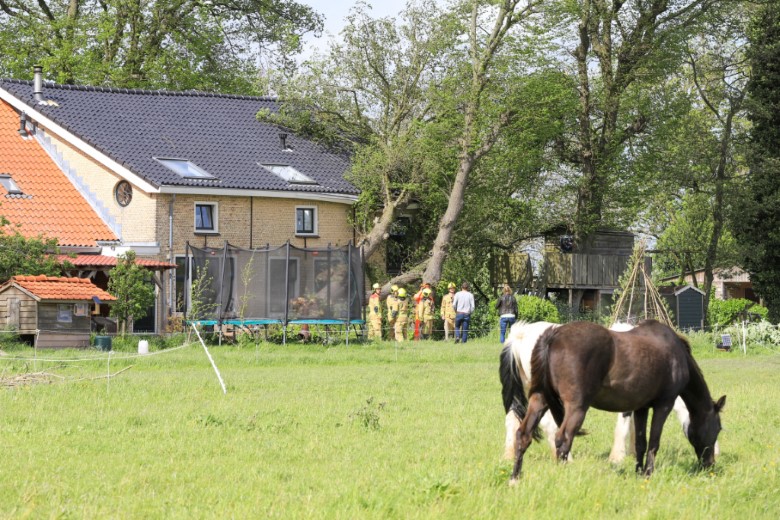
<box><xmin>495</xmin><ymin>284</ymin><xmax>518</xmax><ymax>344</ymax></box>
<box><xmin>452</xmin><ymin>281</ymin><xmax>475</xmax><ymax>344</ymax></box>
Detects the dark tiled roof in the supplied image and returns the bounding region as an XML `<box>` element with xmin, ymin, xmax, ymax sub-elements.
<box><xmin>0</xmin><ymin>79</ymin><xmax>357</xmax><ymax>196</ymax></box>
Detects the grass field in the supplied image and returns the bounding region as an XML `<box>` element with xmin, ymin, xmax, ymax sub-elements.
<box><xmin>0</xmin><ymin>336</ymin><xmax>778</xmax><ymax>518</ymax></box>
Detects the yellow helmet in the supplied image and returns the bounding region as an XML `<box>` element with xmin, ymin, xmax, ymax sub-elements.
<box><xmin>422</xmin><ymin>288</ymin><xmax>432</xmax><ymax>296</ymax></box>
<box><xmin>448</xmin><ymin>282</ymin><xmax>456</xmax><ymax>289</ymax></box>
<box><xmin>372</xmin><ymin>283</ymin><xmax>380</xmax><ymax>289</ymax></box>
<box><xmin>391</xmin><ymin>284</ymin><xmax>399</xmax><ymax>293</ymax></box>
<box><xmin>397</xmin><ymin>288</ymin><xmax>407</xmax><ymax>298</ymax></box>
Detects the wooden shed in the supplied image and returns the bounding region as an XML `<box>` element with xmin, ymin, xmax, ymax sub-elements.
<box><xmin>0</xmin><ymin>275</ymin><xmax>116</xmax><ymax>348</ymax></box>
<box><xmin>661</xmin><ymin>285</ymin><xmax>705</xmax><ymax>331</ymax></box>
<box><xmin>542</xmin><ymin>229</ymin><xmax>642</xmax><ymax>313</ymax></box>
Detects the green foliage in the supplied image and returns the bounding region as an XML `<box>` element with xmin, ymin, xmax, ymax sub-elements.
<box><xmin>734</xmin><ymin>2</ymin><xmax>780</xmax><ymax>322</ymax></box>
<box><xmin>186</xmin><ymin>262</ymin><xmax>219</xmax><ymax>323</ymax></box>
<box><xmin>516</xmin><ymin>295</ymin><xmax>560</xmax><ymax>323</ymax></box>
<box><xmin>708</xmin><ymin>297</ymin><xmax>768</xmax><ymax>327</ymax></box>
<box><xmin>349</xmin><ymin>397</ymin><xmax>386</xmax><ymax>431</ymax></box>
<box><xmin>0</xmin><ymin>227</ymin><xmax>64</xmax><ymax>282</ymax></box>
<box><xmin>107</xmin><ymin>251</ymin><xmax>155</xmax><ymax>334</ymax></box>
<box><xmin>0</xmin><ymin>0</ymin><xmax>322</xmax><ymax>91</ymax></box>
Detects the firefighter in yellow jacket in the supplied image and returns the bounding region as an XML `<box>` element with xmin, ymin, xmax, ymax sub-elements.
<box><xmin>394</xmin><ymin>288</ymin><xmax>410</xmax><ymax>341</ymax></box>
<box><xmin>386</xmin><ymin>284</ymin><xmax>399</xmax><ymax>341</ymax></box>
<box><xmin>440</xmin><ymin>282</ymin><xmax>457</xmax><ymax>340</ymax></box>
<box><xmin>367</xmin><ymin>283</ymin><xmax>383</xmax><ymax>340</ymax></box>
<box><xmin>420</xmin><ymin>287</ymin><xmax>435</xmax><ymax>340</ymax></box>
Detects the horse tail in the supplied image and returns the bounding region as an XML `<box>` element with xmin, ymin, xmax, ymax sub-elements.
<box><xmin>530</xmin><ymin>325</ymin><xmax>565</xmax><ymax>426</ymax></box>
<box><xmin>499</xmin><ymin>343</ymin><xmax>529</xmax><ymax>418</ymax></box>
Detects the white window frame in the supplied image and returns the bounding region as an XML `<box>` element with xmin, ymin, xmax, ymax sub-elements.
<box><xmin>194</xmin><ymin>201</ymin><xmax>219</xmax><ymax>234</ymax></box>
<box><xmin>155</xmin><ymin>157</ymin><xmax>215</xmax><ymax>179</ymax></box>
<box><xmin>295</xmin><ymin>205</ymin><xmax>318</xmax><ymax>236</ymax></box>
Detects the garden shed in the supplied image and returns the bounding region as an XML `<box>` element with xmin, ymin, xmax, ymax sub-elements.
<box><xmin>662</xmin><ymin>285</ymin><xmax>705</xmax><ymax>331</ymax></box>
<box><xmin>0</xmin><ymin>275</ymin><xmax>116</xmax><ymax>348</ymax></box>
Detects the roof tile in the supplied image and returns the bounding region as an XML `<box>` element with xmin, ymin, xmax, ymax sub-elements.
<box><xmin>0</xmin><ymin>102</ymin><xmax>118</xmax><ymax>247</ymax></box>
<box><xmin>0</xmin><ymin>79</ymin><xmax>357</xmax><ymax>195</ymax></box>
<box><xmin>8</xmin><ymin>275</ymin><xmax>117</xmax><ymax>301</ymax></box>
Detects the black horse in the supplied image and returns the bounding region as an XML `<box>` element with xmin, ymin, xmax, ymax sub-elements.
<box><xmin>511</xmin><ymin>320</ymin><xmax>725</xmax><ymax>481</ymax></box>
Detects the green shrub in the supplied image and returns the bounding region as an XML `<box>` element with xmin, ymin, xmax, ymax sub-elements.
<box><xmin>708</xmin><ymin>297</ymin><xmax>768</xmax><ymax>326</ymax></box>
<box><xmin>516</xmin><ymin>295</ymin><xmax>560</xmax><ymax>323</ymax></box>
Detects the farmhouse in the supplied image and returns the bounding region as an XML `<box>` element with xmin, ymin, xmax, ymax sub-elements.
<box><xmin>0</xmin><ymin>275</ymin><xmax>116</xmax><ymax>348</ymax></box>
<box><xmin>0</xmin><ymin>68</ymin><xmax>359</xmax><ymax>333</ymax></box>
<box><xmin>660</xmin><ymin>266</ymin><xmax>758</xmax><ymax>303</ymax></box>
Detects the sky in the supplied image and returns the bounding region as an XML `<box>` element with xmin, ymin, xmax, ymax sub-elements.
<box><xmin>301</xmin><ymin>1</ymin><xmax>407</xmax><ymax>51</ymax></box>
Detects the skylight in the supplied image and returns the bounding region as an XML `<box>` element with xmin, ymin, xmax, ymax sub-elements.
<box><xmin>259</xmin><ymin>164</ymin><xmax>317</xmax><ymax>185</ymax></box>
<box><xmin>155</xmin><ymin>158</ymin><xmax>214</xmax><ymax>179</ymax></box>
<box><xmin>0</xmin><ymin>174</ymin><xmax>22</xmax><ymax>194</ymax></box>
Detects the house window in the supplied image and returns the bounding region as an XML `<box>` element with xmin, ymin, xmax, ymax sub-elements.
<box><xmin>0</xmin><ymin>174</ymin><xmax>22</xmax><ymax>195</ymax></box>
<box><xmin>115</xmin><ymin>180</ymin><xmax>132</xmax><ymax>207</ymax></box>
<box><xmin>259</xmin><ymin>164</ymin><xmax>317</xmax><ymax>185</ymax></box>
<box><xmin>195</xmin><ymin>202</ymin><xmax>218</xmax><ymax>233</ymax></box>
<box><xmin>155</xmin><ymin>158</ymin><xmax>214</xmax><ymax>179</ymax></box>
<box><xmin>57</xmin><ymin>304</ymin><xmax>73</xmax><ymax>323</ymax></box>
<box><xmin>295</xmin><ymin>206</ymin><xmax>317</xmax><ymax>235</ymax></box>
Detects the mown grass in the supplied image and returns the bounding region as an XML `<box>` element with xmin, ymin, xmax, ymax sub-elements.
<box><xmin>0</xmin><ymin>336</ymin><xmax>778</xmax><ymax>519</ymax></box>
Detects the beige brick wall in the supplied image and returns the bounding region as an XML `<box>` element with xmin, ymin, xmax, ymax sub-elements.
<box><xmin>43</xmin><ymin>130</ymin><xmax>158</xmax><ymax>244</ymax></box>
<box><xmin>42</xmin><ymin>128</ymin><xmax>355</xmax><ymax>257</ymax></box>
<box><xmin>161</xmin><ymin>195</ymin><xmax>354</xmax><ymax>256</ymax></box>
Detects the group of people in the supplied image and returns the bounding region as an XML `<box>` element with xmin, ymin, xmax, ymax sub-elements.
<box><xmin>366</xmin><ymin>281</ymin><xmax>476</xmax><ymax>343</ymax></box>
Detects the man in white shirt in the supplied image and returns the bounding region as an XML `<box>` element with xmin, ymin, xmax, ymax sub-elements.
<box><xmin>451</xmin><ymin>282</ymin><xmax>475</xmax><ymax>344</ymax></box>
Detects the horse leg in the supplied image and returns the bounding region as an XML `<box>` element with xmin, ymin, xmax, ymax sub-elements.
<box><xmin>608</xmin><ymin>412</ymin><xmax>632</xmax><ymax>463</ymax></box>
<box><xmin>554</xmin><ymin>405</ymin><xmax>587</xmax><ymax>462</ymax></box>
<box><xmin>643</xmin><ymin>404</ymin><xmax>674</xmax><ymax>477</ymax></box>
<box><xmin>510</xmin><ymin>393</ymin><xmax>548</xmax><ymax>483</ymax></box>
<box><xmin>540</xmin><ymin>411</ymin><xmax>561</xmax><ymax>459</ymax></box>
<box><xmin>632</xmin><ymin>408</ymin><xmax>649</xmax><ymax>473</ymax></box>
<box><xmin>504</xmin><ymin>410</ymin><xmax>520</xmax><ymax>460</ymax></box>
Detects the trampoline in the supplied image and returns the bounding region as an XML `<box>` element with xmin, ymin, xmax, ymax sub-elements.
<box><xmin>184</xmin><ymin>241</ymin><xmax>365</xmax><ymax>344</ymax></box>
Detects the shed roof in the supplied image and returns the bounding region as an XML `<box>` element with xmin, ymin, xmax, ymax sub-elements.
<box><xmin>4</xmin><ymin>275</ymin><xmax>116</xmax><ymax>301</ymax></box>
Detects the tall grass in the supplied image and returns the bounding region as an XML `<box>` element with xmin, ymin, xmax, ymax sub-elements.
<box><xmin>0</xmin><ymin>337</ymin><xmax>777</xmax><ymax>518</ymax></box>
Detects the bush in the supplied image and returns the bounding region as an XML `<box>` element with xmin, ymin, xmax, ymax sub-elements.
<box><xmin>708</xmin><ymin>298</ymin><xmax>768</xmax><ymax>327</ymax></box>
<box><xmin>516</xmin><ymin>295</ymin><xmax>560</xmax><ymax>323</ymax></box>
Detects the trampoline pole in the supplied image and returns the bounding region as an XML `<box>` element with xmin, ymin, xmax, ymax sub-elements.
<box><xmin>218</xmin><ymin>241</ymin><xmax>229</xmax><ymax>346</ymax></box>
<box><xmin>346</xmin><ymin>244</ymin><xmax>351</xmax><ymax>347</ymax></box>
<box><xmin>283</xmin><ymin>241</ymin><xmax>290</xmax><ymax>345</ymax></box>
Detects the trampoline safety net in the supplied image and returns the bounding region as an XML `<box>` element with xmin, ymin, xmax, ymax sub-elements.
<box><xmin>186</xmin><ymin>242</ymin><xmax>364</xmax><ymax>323</ymax></box>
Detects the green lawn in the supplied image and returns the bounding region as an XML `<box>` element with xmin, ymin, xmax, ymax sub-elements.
<box><xmin>0</xmin><ymin>338</ymin><xmax>778</xmax><ymax>518</ymax></box>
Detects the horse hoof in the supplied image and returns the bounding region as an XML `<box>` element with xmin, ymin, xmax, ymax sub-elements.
<box><xmin>509</xmin><ymin>478</ymin><xmax>519</xmax><ymax>487</ymax></box>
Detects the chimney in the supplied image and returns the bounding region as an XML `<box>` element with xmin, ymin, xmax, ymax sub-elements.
<box><xmin>18</xmin><ymin>112</ymin><xmax>27</xmax><ymax>137</ymax></box>
<box><xmin>279</xmin><ymin>132</ymin><xmax>288</xmax><ymax>150</ymax></box>
<box><xmin>33</xmin><ymin>65</ymin><xmax>44</xmax><ymax>102</ymax></box>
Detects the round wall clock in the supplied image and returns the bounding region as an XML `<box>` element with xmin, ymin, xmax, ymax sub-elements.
<box><xmin>115</xmin><ymin>181</ymin><xmax>132</xmax><ymax>207</ymax></box>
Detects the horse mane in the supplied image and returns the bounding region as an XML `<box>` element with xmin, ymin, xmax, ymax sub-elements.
<box><xmin>679</xmin><ymin>335</ymin><xmax>713</xmax><ymax>406</ymax></box>
<box><xmin>499</xmin><ymin>344</ymin><xmax>528</xmax><ymax>415</ymax></box>
<box><xmin>529</xmin><ymin>326</ymin><xmax>565</xmax><ymax>425</ymax></box>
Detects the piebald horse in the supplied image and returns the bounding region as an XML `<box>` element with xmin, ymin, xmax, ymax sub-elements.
<box><xmin>500</xmin><ymin>321</ymin><xmax>719</xmax><ymax>462</ymax></box>
<box><xmin>509</xmin><ymin>320</ymin><xmax>725</xmax><ymax>480</ymax></box>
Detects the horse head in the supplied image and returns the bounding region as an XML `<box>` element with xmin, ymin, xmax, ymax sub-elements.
<box><xmin>688</xmin><ymin>395</ymin><xmax>726</xmax><ymax>467</ymax></box>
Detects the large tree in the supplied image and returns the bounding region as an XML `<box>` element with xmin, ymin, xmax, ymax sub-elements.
<box><xmin>733</xmin><ymin>1</ymin><xmax>780</xmax><ymax>321</ymax></box>
<box><xmin>263</xmin><ymin>0</ymin><xmax>565</xmax><ymax>287</ymax></box>
<box><xmin>552</xmin><ymin>0</ymin><xmax>718</xmax><ymax>245</ymax></box>
<box><xmin>646</xmin><ymin>7</ymin><xmax>750</xmax><ymax>325</ymax></box>
<box><xmin>0</xmin><ymin>0</ymin><xmax>322</xmax><ymax>91</ymax></box>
